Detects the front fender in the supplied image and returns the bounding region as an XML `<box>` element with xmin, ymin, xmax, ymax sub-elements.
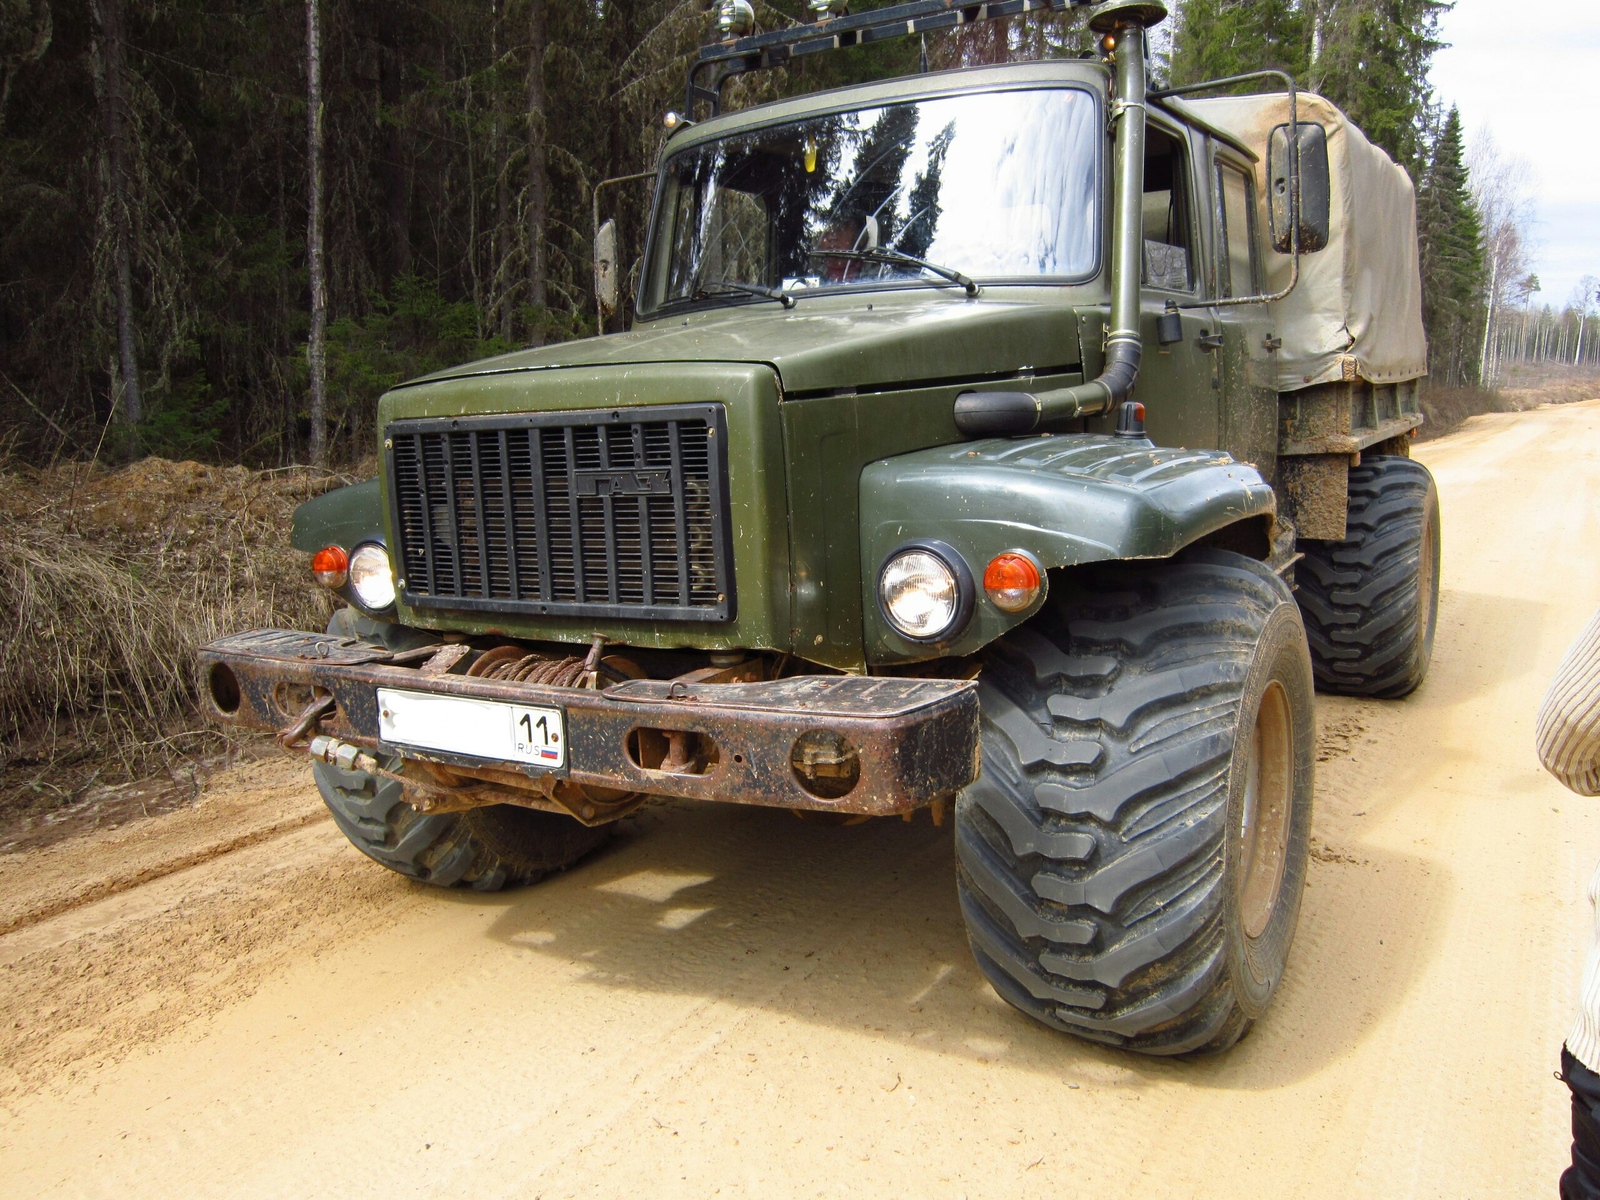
<box><xmin>860</xmin><ymin>435</ymin><xmax>1276</xmax><ymax>662</ymax></box>
<box><xmin>290</xmin><ymin>478</ymin><xmax>383</xmax><ymax>554</ymax></box>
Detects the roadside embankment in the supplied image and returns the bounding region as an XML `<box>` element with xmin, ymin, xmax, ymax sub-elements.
<box><xmin>0</xmin><ymin>459</ymin><xmax>343</xmax><ymax>836</ymax></box>
<box><xmin>1419</xmin><ymin>365</ymin><xmax>1600</xmax><ymax>441</ymax></box>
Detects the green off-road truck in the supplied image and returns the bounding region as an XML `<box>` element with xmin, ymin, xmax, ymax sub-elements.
<box><xmin>200</xmin><ymin>0</ymin><xmax>1440</xmax><ymax>1055</ymax></box>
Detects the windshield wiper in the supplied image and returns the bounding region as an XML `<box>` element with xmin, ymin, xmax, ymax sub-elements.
<box><xmin>807</xmin><ymin>248</ymin><xmax>979</xmax><ymax>297</ymax></box>
<box><xmin>693</xmin><ymin>280</ymin><xmax>797</xmax><ymax>309</ymax></box>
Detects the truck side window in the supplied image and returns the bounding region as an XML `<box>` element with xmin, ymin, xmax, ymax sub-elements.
<box><xmin>1141</xmin><ymin>127</ymin><xmax>1194</xmax><ymax>292</ymax></box>
<box><xmin>1216</xmin><ymin>163</ymin><xmax>1259</xmax><ymax>299</ymax></box>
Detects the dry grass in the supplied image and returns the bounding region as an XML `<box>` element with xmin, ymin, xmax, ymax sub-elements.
<box><xmin>0</xmin><ymin>459</ymin><xmax>346</xmax><ymax>818</ymax></box>
<box><xmin>1496</xmin><ymin>363</ymin><xmax>1600</xmax><ymax>411</ymax></box>
<box><xmin>1417</xmin><ymin>367</ymin><xmax>1600</xmax><ymax>442</ymax></box>
<box><xmin>1415</xmin><ymin>384</ymin><xmax>1513</xmax><ymax>442</ymax></box>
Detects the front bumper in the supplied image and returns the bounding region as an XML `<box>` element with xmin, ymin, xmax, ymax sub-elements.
<box><xmin>198</xmin><ymin>629</ymin><xmax>980</xmax><ymax>816</ymax></box>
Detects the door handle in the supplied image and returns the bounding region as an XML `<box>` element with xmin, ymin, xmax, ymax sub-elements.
<box><xmin>1196</xmin><ymin>330</ymin><xmax>1225</xmax><ymax>352</ymax></box>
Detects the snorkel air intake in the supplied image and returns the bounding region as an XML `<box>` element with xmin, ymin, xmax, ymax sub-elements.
<box><xmin>954</xmin><ymin>0</ymin><xmax>1167</xmax><ymax>438</ymax></box>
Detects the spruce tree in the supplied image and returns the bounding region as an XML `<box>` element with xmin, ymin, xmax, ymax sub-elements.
<box><xmin>1171</xmin><ymin>0</ymin><xmax>1308</xmax><ymax>88</ymax></box>
<box><xmin>1416</xmin><ymin>106</ymin><xmax>1484</xmax><ymax>385</ymax></box>
<box><xmin>1310</xmin><ymin>0</ymin><xmax>1449</xmax><ymax>172</ymax></box>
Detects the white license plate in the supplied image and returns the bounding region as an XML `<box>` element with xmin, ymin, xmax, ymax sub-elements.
<box><xmin>376</xmin><ymin>688</ymin><xmax>566</xmax><ymax>770</ymax></box>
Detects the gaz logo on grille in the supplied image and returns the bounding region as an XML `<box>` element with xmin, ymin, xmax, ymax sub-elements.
<box><xmin>573</xmin><ymin>470</ymin><xmax>672</xmax><ymax>496</ymax></box>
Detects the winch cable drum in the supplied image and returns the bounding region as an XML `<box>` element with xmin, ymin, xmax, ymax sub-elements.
<box><xmin>953</xmin><ymin>0</ymin><xmax>1164</xmax><ymax>438</ymax></box>
<box><xmin>464</xmin><ymin>635</ymin><xmax>620</xmax><ymax>689</ymax></box>
<box><xmin>467</xmin><ymin>648</ymin><xmax>594</xmax><ymax>689</ymax></box>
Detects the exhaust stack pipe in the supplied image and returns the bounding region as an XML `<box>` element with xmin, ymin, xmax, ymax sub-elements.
<box><xmin>954</xmin><ymin>0</ymin><xmax>1168</xmax><ymax>438</ymax></box>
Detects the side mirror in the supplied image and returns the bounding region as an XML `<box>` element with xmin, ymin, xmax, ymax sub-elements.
<box><xmin>1267</xmin><ymin>122</ymin><xmax>1330</xmax><ymax>254</ymax></box>
<box><xmin>594</xmin><ymin>218</ymin><xmax>619</xmax><ymax>314</ymax></box>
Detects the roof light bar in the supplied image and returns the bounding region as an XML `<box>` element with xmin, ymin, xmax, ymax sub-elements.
<box><xmin>688</xmin><ymin>0</ymin><xmax>1093</xmax><ymax>115</ymax></box>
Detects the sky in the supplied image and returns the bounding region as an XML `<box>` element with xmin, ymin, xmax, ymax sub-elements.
<box><xmin>1430</xmin><ymin>0</ymin><xmax>1600</xmax><ymax>310</ymax></box>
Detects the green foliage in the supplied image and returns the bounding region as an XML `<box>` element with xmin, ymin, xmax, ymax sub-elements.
<box><xmin>1416</xmin><ymin>106</ymin><xmax>1483</xmax><ymax>385</ymax></box>
<box><xmin>1310</xmin><ymin>0</ymin><xmax>1448</xmax><ymax>172</ymax></box>
<box><xmin>138</xmin><ymin>369</ymin><xmax>232</xmax><ymax>460</ymax></box>
<box><xmin>1172</xmin><ymin>0</ymin><xmax>1448</xmax><ymax>171</ymax></box>
<box><xmin>0</xmin><ymin>0</ymin><xmax>700</xmax><ymax>466</ymax></box>
<box><xmin>1173</xmin><ymin>0</ymin><xmax>1469</xmax><ymax>383</ymax></box>
<box><xmin>1171</xmin><ymin>0</ymin><xmax>1308</xmax><ymax>85</ymax></box>
<box><xmin>324</xmin><ymin>278</ymin><xmax>519</xmax><ymax>447</ymax></box>
<box><xmin>0</xmin><ymin>0</ymin><xmax>1476</xmax><ymax>462</ymax></box>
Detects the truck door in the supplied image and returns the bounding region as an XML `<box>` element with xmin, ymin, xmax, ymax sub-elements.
<box><xmin>1210</xmin><ymin>146</ymin><xmax>1279</xmax><ymax>474</ymax></box>
<box><xmin>1133</xmin><ymin>121</ymin><xmax>1219</xmax><ymax>450</ymax></box>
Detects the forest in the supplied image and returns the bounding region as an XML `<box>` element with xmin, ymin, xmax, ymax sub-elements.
<box><xmin>0</xmin><ymin>0</ymin><xmax>1587</xmax><ymax>467</ymax></box>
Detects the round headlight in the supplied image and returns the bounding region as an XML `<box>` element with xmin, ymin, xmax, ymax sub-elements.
<box><xmin>879</xmin><ymin>547</ymin><xmax>966</xmax><ymax>641</ymax></box>
<box><xmin>348</xmin><ymin>542</ymin><xmax>396</xmax><ymax>611</ymax></box>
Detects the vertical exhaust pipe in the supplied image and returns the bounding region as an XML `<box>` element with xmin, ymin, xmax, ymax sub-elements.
<box><xmin>953</xmin><ymin>1</ymin><xmax>1169</xmax><ymax>438</ymax></box>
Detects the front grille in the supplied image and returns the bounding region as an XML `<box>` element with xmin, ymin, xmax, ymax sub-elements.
<box><xmin>386</xmin><ymin>404</ymin><xmax>733</xmax><ymax>622</ymax></box>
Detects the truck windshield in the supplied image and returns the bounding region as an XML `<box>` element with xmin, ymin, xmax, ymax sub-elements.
<box><xmin>641</xmin><ymin>87</ymin><xmax>1099</xmax><ymax>313</ymax></box>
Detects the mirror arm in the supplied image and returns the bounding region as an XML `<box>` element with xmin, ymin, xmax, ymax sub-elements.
<box><xmin>1151</xmin><ymin>69</ymin><xmax>1303</xmax><ymax>309</ymax></box>
<box><xmin>592</xmin><ymin>170</ymin><xmax>657</xmax><ymax>331</ymax></box>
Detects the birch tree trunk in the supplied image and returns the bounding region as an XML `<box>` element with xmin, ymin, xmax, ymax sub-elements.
<box><xmin>90</xmin><ymin>0</ymin><xmax>142</xmax><ymax>429</ymax></box>
<box><xmin>1477</xmin><ymin>250</ymin><xmax>1498</xmax><ymax>387</ymax></box>
<box><xmin>525</xmin><ymin>0</ymin><xmax>549</xmax><ymax>347</ymax></box>
<box><xmin>1312</xmin><ymin>0</ymin><xmax>1324</xmax><ymax>89</ymax></box>
<box><xmin>306</xmin><ymin>0</ymin><xmax>328</xmax><ymax>466</ymax></box>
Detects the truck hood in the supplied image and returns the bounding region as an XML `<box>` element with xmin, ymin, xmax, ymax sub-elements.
<box><xmin>401</xmin><ymin>288</ymin><xmax>1088</xmax><ymax>396</ymax></box>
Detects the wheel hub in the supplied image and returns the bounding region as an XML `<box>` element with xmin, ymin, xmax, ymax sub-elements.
<box><xmin>1237</xmin><ymin>680</ymin><xmax>1292</xmax><ymax>940</ymax></box>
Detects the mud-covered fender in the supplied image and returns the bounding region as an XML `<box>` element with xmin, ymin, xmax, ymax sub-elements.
<box><xmin>859</xmin><ymin>434</ymin><xmax>1276</xmax><ymax>662</ymax></box>
<box><xmin>290</xmin><ymin>478</ymin><xmax>383</xmax><ymax>554</ymax></box>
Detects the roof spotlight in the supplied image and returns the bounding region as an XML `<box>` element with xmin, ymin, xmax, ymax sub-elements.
<box><xmin>717</xmin><ymin>0</ymin><xmax>755</xmax><ymax>37</ymax></box>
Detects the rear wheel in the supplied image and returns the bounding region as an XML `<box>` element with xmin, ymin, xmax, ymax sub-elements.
<box><xmin>954</xmin><ymin>549</ymin><xmax>1315</xmax><ymax>1055</ymax></box>
<box><xmin>1295</xmin><ymin>456</ymin><xmax>1441</xmax><ymax>698</ymax></box>
<box><xmin>314</xmin><ymin>758</ymin><xmax>609</xmax><ymax>891</ymax></box>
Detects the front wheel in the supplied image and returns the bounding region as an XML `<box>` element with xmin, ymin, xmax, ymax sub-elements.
<box><xmin>312</xmin><ymin>609</ymin><xmax>609</xmax><ymax>890</ymax></box>
<box><xmin>954</xmin><ymin>550</ymin><xmax>1315</xmax><ymax>1055</ymax></box>
<box><xmin>314</xmin><ymin>758</ymin><xmax>610</xmax><ymax>891</ymax></box>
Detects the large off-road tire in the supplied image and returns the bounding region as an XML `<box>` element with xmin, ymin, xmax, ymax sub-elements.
<box><xmin>954</xmin><ymin>549</ymin><xmax>1315</xmax><ymax>1055</ymax></box>
<box><xmin>1295</xmin><ymin>456</ymin><xmax>1441</xmax><ymax>698</ymax></box>
<box><xmin>314</xmin><ymin>758</ymin><xmax>609</xmax><ymax>891</ymax></box>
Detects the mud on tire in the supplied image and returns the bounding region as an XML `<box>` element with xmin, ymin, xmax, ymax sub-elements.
<box><xmin>1295</xmin><ymin>455</ymin><xmax>1441</xmax><ymax>698</ymax></box>
<box><xmin>955</xmin><ymin>549</ymin><xmax>1315</xmax><ymax>1055</ymax></box>
<box><xmin>314</xmin><ymin>759</ymin><xmax>609</xmax><ymax>891</ymax></box>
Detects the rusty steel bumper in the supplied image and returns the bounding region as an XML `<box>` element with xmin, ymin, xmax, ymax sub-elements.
<box><xmin>197</xmin><ymin>629</ymin><xmax>980</xmax><ymax>816</ymax></box>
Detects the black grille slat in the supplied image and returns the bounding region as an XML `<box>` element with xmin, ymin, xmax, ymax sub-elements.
<box><xmin>385</xmin><ymin>405</ymin><xmax>733</xmax><ymax>623</ymax></box>
<box><xmin>668</xmin><ymin>421</ymin><xmax>690</xmax><ymax>607</ymax></box>
<box><xmin>632</xmin><ymin>423</ymin><xmax>653</xmax><ymax>604</ymax></box>
<box><xmin>495</xmin><ymin>429</ymin><xmax>520</xmax><ymax>601</ymax></box>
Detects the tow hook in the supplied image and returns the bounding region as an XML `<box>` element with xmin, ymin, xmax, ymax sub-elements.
<box><xmin>307</xmin><ymin>734</ymin><xmax>382</xmax><ymax>776</ymax></box>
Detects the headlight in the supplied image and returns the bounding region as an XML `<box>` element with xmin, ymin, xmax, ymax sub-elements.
<box><xmin>348</xmin><ymin>542</ymin><xmax>396</xmax><ymax>611</ymax></box>
<box><xmin>878</xmin><ymin>544</ymin><xmax>972</xmax><ymax>642</ymax></box>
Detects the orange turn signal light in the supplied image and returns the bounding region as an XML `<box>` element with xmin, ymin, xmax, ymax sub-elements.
<box><xmin>312</xmin><ymin>544</ymin><xmax>349</xmax><ymax>589</ymax></box>
<box><xmin>983</xmin><ymin>552</ymin><xmax>1042</xmax><ymax>613</ymax></box>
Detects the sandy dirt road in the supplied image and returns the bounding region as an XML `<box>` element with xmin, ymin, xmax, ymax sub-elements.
<box><xmin>3</xmin><ymin>401</ymin><xmax>1599</xmax><ymax>1199</ymax></box>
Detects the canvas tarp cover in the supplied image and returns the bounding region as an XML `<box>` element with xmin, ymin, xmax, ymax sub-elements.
<box><xmin>1185</xmin><ymin>93</ymin><xmax>1429</xmax><ymax>391</ymax></box>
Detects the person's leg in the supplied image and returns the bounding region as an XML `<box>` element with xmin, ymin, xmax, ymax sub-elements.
<box><xmin>1562</xmin><ymin>1047</ymin><xmax>1600</xmax><ymax>1199</ymax></box>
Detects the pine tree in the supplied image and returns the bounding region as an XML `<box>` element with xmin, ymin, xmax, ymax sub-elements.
<box><xmin>1171</xmin><ymin>0</ymin><xmax>1308</xmax><ymax>87</ymax></box>
<box><xmin>1309</xmin><ymin>0</ymin><xmax>1448</xmax><ymax>172</ymax></box>
<box><xmin>1416</xmin><ymin>106</ymin><xmax>1484</xmax><ymax>385</ymax></box>
<box><xmin>1172</xmin><ymin>0</ymin><xmax>1449</xmax><ymax>175</ymax></box>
